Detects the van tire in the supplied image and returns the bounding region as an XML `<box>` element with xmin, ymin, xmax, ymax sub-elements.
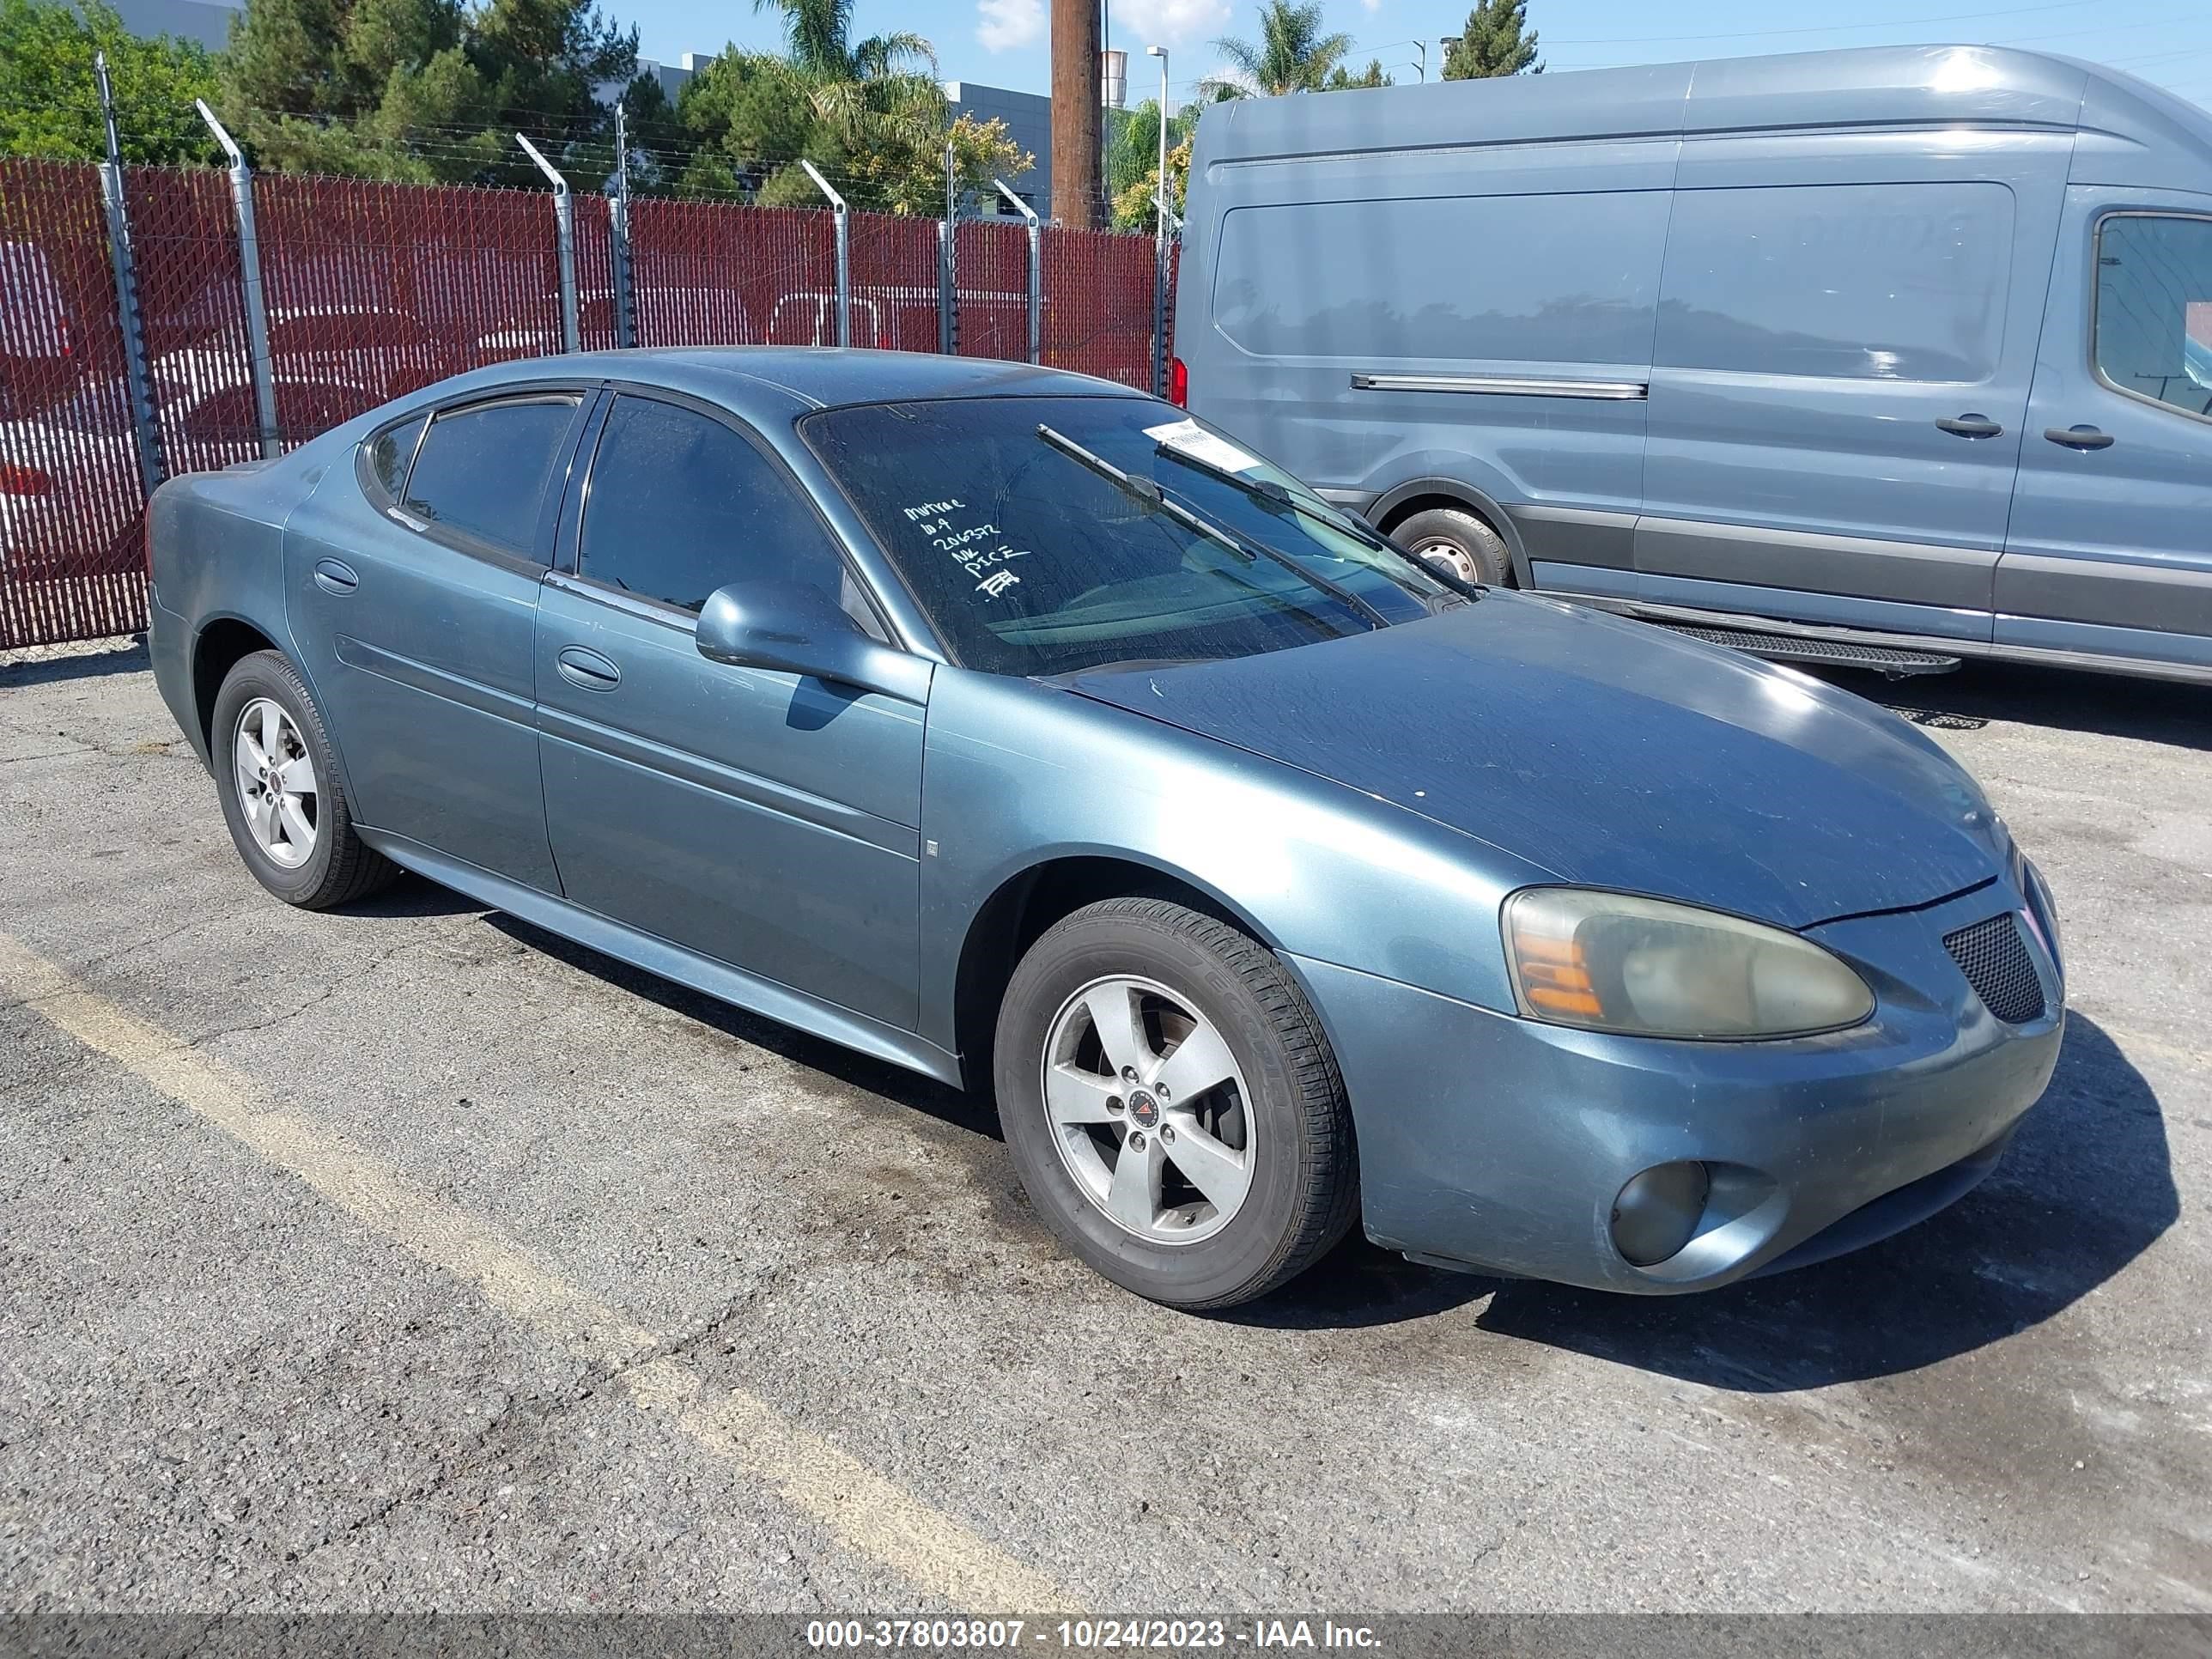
<box><xmin>1395</xmin><ymin>507</ymin><xmax>1512</xmax><ymax>587</ymax></box>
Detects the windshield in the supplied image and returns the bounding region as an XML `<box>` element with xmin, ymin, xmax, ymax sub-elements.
<box><xmin>801</xmin><ymin>396</ymin><xmax>1462</xmax><ymax>677</ymax></box>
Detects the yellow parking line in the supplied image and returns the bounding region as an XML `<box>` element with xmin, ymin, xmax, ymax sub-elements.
<box><xmin>0</xmin><ymin>930</ymin><xmax>1078</xmax><ymax>1613</ymax></box>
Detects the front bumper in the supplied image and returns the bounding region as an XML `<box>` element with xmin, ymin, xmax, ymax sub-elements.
<box><xmin>1292</xmin><ymin>882</ymin><xmax>2063</xmax><ymax>1294</ymax></box>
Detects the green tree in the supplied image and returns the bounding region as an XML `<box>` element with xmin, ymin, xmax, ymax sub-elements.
<box><xmin>1442</xmin><ymin>0</ymin><xmax>1540</xmax><ymax>80</ymax></box>
<box><xmin>1323</xmin><ymin>58</ymin><xmax>1391</xmax><ymax>89</ymax></box>
<box><xmin>219</xmin><ymin>0</ymin><xmax>634</xmax><ymax>184</ymax></box>
<box><xmin>1110</xmin><ymin>130</ymin><xmax>1189</xmax><ymax>234</ymax></box>
<box><xmin>1202</xmin><ymin>0</ymin><xmax>1351</xmax><ymax>97</ymax></box>
<box><xmin>0</xmin><ymin>0</ymin><xmax>219</xmax><ymax>165</ymax></box>
<box><xmin>748</xmin><ymin>0</ymin><xmax>930</xmax><ymax>82</ymax></box>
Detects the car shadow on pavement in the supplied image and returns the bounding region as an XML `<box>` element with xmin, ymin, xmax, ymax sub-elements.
<box><xmin>480</xmin><ymin>912</ymin><xmax>1003</xmax><ymax>1144</ymax></box>
<box><xmin>1816</xmin><ymin>659</ymin><xmax>2212</xmax><ymax>752</ymax></box>
<box><xmin>1467</xmin><ymin>1013</ymin><xmax>2178</xmax><ymax>1389</ymax></box>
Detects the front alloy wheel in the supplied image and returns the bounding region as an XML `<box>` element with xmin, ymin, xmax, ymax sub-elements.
<box><xmin>1042</xmin><ymin>974</ymin><xmax>1255</xmax><ymax>1245</ymax></box>
<box><xmin>995</xmin><ymin>897</ymin><xmax>1358</xmax><ymax>1310</ymax></box>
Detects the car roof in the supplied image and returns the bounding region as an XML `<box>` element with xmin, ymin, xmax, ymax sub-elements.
<box><xmin>449</xmin><ymin>346</ymin><xmax>1151</xmax><ymax>421</ymax></box>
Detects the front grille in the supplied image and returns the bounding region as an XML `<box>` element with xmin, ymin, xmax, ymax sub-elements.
<box><xmin>1943</xmin><ymin>913</ymin><xmax>2045</xmax><ymax>1025</ymax></box>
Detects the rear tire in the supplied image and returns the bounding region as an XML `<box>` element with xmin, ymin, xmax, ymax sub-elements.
<box><xmin>1394</xmin><ymin>506</ymin><xmax>1513</xmax><ymax>587</ymax></box>
<box><xmin>994</xmin><ymin>897</ymin><xmax>1358</xmax><ymax>1310</ymax></box>
<box><xmin>211</xmin><ymin>650</ymin><xmax>397</xmax><ymax>909</ymax></box>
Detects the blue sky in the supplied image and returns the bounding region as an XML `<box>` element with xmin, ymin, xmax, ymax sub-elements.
<box><xmin>627</xmin><ymin>0</ymin><xmax>2212</xmax><ymax>113</ymax></box>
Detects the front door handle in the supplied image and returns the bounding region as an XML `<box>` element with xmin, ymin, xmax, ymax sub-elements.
<box><xmin>2045</xmin><ymin>424</ymin><xmax>2115</xmax><ymax>451</ymax></box>
<box><xmin>556</xmin><ymin>645</ymin><xmax>621</xmax><ymax>690</ymax></box>
<box><xmin>1936</xmin><ymin>414</ymin><xmax>2003</xmax><ymax>439</ymax></box>
<box><xmin>313</xmin><ymin>558</ymin><xmax>358</xmax><ymax>595</ymax></box>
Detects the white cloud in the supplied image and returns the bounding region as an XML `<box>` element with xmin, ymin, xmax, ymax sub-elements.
<box><xmin>976</xmin><ymin>0</ymin><xmax>1043</xmax><ymax>52</ymax></box>
<box><xmin>1360</xmin><ymin>0</ymin><xmax>1381</xmax><ymax>12</ymax></box>
<box><xmin>1113</xmin><ymin>0</ymin><xmax>1232</xmax><ymax>50</ymax></box>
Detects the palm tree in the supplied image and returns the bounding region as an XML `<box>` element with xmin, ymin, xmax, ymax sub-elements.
<box><xmin>1202</xmin><ymin>0</ymin><xmax>1352</xmax><ymax>98</ymax></box>
<box><xmin>750</xmin><ymin>0</ymin><xmax>933</xmax><ymax>82</ymax></box>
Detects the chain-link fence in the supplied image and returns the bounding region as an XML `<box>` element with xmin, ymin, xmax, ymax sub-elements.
<box><xmin>0</xmin><ymin>155</ymin><xmax>1176</xmax><ymax>650</ymax></box>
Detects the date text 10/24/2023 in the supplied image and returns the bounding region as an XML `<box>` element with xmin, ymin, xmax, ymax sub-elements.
<box><xmin>805</xmin><ymin>1620</ymin><xmax>1382</xmax><ymax>1650</ymax></box>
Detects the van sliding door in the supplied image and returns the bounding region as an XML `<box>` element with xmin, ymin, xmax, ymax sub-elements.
<box><xmin>1638</xmin><ymin>135</ymin><xmax>2070</xmax><ymax>641</ymax></box>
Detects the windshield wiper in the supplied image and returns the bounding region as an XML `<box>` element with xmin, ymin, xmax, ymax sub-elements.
<box><xmin>1036</xmin><ymin>424</ymin><xmax>1389</xmax><ymax>630</ymax></box>
<box><xmin>1151</xmin><ymin>435</ymin><xmax>1485</xmax><ymax>605</ymax></box>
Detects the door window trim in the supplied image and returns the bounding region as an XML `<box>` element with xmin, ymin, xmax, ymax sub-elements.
<box><xmin>354</xmin><ymin>386</ymin><xmax>591</xmax><ymax>572</ymax></box>
<box><xmin>2088</xmin><ymin>208</ymin><xmax>2212</xmax><ymax>429</ymax></box>
<box><xmin>559</xmin><ymin>383</ymin><xmax>897</xmax><ymax>642</ymax></box>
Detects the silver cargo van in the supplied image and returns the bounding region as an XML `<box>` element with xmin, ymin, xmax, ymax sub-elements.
<box><xmin>1175</xmin><ymin>46</ymin><xmax>2212</xmax><ymax>682</ymax></box>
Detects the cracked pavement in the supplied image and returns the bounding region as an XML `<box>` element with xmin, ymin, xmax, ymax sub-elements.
<box><xmin>1</xmin><ymin>636</ymin><xmax>2209</xmax><ymax>1613</ymax></box>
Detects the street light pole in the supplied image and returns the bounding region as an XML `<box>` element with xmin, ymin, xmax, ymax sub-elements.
<box><xmin>1146</xmin><ymin>44</ymin><xmax>1168</xmax><ymax>398</ymax></box>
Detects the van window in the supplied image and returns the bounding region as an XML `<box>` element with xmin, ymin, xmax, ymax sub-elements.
<box><xmin>2094</xmin><ymin>213</ymin><xmax>2212</xmax><ymax>420</ymax></box>
<box><xmin>1211</xmin><ymin>192</ymin><xmax>1670</xmax><ymax>367</ymax></box>
<box><xmin>1657</xmin><ymin>183</ymin><xmax>2014</xmax><ymax>382</ymax></box>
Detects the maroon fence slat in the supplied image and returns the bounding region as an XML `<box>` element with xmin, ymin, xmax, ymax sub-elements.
<box><xmin>0</xmin><ymin>159</ymin><xmax>149</xmax><ymax>650</ymax></box>
<box><xmin>952</xmin><ymin>218</ymin><xmax>1030</xmax><ymax>363</ymax></box>
<box><xmin>848</xmin><ymin>210</ymin><xmax>941</xmax><ymax>350</ymax></box>
<box><xmin>574</xmin><ymin>192</ymin><xmax>618</xmax><ymax>352</ymax></box>
<box><xmin>627</xmin><ymin>198</ymin><xmax>836</xmax><ymax>348</ymax></box>
<box><xmin>130</xmin><ymin>167</ymin><xmax>258</xmax><ymax>475</ymax></box>
<box><xmin>253</xmin><ymin>173</ymin><xmax>566</xmax><ymax>444</ymax></box>
<box><xmin>1041</xmin><ymin>223</ymin><xmax>1158</xmax><ymax>389</ymax></box>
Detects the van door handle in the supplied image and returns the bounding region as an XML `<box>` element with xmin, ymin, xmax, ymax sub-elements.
<box><xmin>556</xmin><ymin>645</ymin><xmax>620</xmax><ymax>690</ymax></box>
<box><xmin>313</xmin><ymin>558</ymin><xmax>358</xmax><ymax>595</ymax></box>
<box><xmin>2045</xmin><ymin>425</ymin><xmax>2115</xmax><ymax>451</ymax></box>
<box><xmin>1936</xmin><ymin>414</ymin><xmax>2003</xmax><ymax>439</ymax></box>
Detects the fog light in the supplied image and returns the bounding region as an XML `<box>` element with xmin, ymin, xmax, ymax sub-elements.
<box><xmin>1611</xmin><ymin>1161</ymin><xmax>1711</xmax><ymax>1267</ymax></box>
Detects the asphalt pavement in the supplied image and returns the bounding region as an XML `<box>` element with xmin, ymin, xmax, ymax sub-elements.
<box><xmin>2</xmin><ymin>636</ymin><xmax>2208</xmax><ymax>1615</ymax></box>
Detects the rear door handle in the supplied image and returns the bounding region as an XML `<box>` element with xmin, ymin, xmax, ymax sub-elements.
<box><xmin>313</xmin><ymin>558</ymin><xmax>358</xmax><ymax>595</ymax></box>
<box><xmin>1936</xmin><ymin>414</ymin><xmax>2003</xmax><ymax>439</ymax></box>
<box><xmin>556</xmin><ymin>645</ymin><xmax>621</xmax><ymax>690</ymax></box>
<box><xmin>2045</xmin><ymin>425</ymin><xmax>2115</xmax><ymax>451</ymax></box>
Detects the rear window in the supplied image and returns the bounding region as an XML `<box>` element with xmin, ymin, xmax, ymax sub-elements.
<box><xmin>402</xmin><ymin>398</ymin><xmax>576</xmax><ymax>554</ymax></box>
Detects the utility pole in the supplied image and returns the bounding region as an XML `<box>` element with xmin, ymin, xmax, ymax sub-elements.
<box><xmin>1050</xmin><ymin>0</ymin><xmax>1101</xmax><ymax>227</ymax></box>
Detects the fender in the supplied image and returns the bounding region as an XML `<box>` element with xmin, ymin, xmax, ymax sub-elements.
<box><xmin>1360</xmin><ymin>471</ymin><xmax>1534</xmax><ymax>589</ymax></box>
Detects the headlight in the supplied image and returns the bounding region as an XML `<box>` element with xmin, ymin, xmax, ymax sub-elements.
<box><xmin>1503</xmin><ymin>888</ymin><xmax>1875</xmax><ymax>1040</ymax></box>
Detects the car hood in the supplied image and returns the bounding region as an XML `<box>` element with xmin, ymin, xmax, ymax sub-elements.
<box><xmin>1060</xmin><ymin>594</ymin><xmax>2002</xmax><ymax>930</ymax></box>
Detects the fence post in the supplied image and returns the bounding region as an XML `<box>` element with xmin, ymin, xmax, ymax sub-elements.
<box><xmin>94</xmin><ymin>52</ymin><xmax>163</xmax><ymax>496</ymax></box>
<box><xmin>993</xmin><ymin>179</ymin><xmax>1041</xmax><ymax>366</ymax></box>
<box><xmin>611</xmin><ymin>105</ymin><xmax>635</xmax><ymax>349</ymax></box>
<box><xmin>938</xmin><ymin>139</ymin><xmax>956</xmax><ymax>356</ymax></box>
<box><xmin>516</xmin><ymin>134</ymin><xmax>579</xmax><ymax>354</ymax></box>
<box><xmin>799</xmin><ymin>161</ymin><xmax>848</xmax><ymax>348</ymax></box>
<box><xmin>195</xmin><ymin>100</ymin><xmax>279</xmax><ymax>459</ymax></box>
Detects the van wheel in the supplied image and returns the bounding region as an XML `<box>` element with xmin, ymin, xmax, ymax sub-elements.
<box><xmin>1395</xmin><ymin>507</ymin><xmax>1512</xmax><ymax>587</ymax></box>
<box><xmin>994</xmin><ymin>898</ymin><xmax>1358</xmax><ymax>1310</ymax></box>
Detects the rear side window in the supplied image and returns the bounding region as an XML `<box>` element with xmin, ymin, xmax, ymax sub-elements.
<box><xmin>364</xmin><ymin>413</ymin><xmax>423</xmax><ymax>500</ymax></box>
<box><xmin>1211</xmin><ymin>191</ymin><xmax>1670</xmax><ymax>366</ymax></box>
<box><xmin>1656</xmin><ymin>182</ymin><xmax>2014</xmax><ymax>382</ymax></box>
<box><xmin>404</xmin><ymin>398</ymin><xmax>577</xmax><ymax>553</ymax></box>
<box><xmin>2094</xmin><ymin>214</ymin><xmax>2212</xmax><ymax>421</ymax></box>
<box><xmin>578</xmin><ymin>396</ymin><xmax>847</xmax><ymax>613</ymax></box>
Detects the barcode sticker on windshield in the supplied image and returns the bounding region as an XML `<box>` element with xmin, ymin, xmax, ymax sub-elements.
<box><xmin>1145</xmin><ymin>418</ymin><xmax>1261</xmax><ymax>476</ymax></box>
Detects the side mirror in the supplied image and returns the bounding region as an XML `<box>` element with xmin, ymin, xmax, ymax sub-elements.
<box><xmin>695</xmin><ymin>580</ymin><xmax>932</xmax><ymax>704</ymax></box>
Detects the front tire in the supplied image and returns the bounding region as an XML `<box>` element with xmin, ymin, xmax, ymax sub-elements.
<box><xmin>211</xmin><ymin>650</ymin><xmax>397</xmax><ymax>909</ymax></box>
<box><xmin>994</xmin><ymin>898</ymin><xmax>1358</xmax><ymax>1310</ymax></box>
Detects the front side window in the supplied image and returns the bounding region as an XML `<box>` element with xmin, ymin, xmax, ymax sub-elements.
<box><xmin>803</xmin><ymin>396</ymin><xmax>1456</xmax><ymax>678</ymax></box>
<box><xmin>578</xmin><ymin>396</ymin><xmax>848</xmax><ymax>614</ymax></box>
<box><xmin>2095</xmin><ymin>213</ymin><xmax>2212</xmax><ymax>420</ymax></box>
<box><xmin>402</xmin><ymin>397</ymin><xmax>578</xmax><ymax>554</ymax></box>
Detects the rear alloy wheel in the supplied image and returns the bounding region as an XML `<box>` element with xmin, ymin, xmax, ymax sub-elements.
<box><xmin>1393</xmin><ymin>505</ymin><xmax>1512</xmax><ymax>587</ymax></box>
<box><xmin>995</xmin><ymin>898</ymin><xmax>1358</xmax><ymax>1310</ymax></box>
<box><xmin>211</xmin><ymin>650</ymin><xmax>398</xmax><ymax>909</ymax></box>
